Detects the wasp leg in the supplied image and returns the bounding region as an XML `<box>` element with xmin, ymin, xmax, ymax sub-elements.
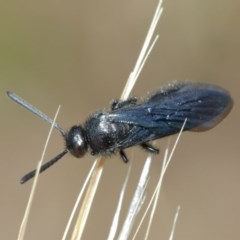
<box><xmin>120</xmin><ymin>149</ymin><xmax>129</xmax><ymax>163</ymax></box>
<box><xmin>141</xmin><ymin>143</ymin><xmax>159</xmax><ymax>154</ymax></box>
<box><xmin>111</xmin><ymin>97</ymin><xmax>138</xmax><ymax>110</ymax></box>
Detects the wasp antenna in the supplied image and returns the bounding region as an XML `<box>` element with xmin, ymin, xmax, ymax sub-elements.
<box><xmin>6</xmin><ymin>91</ymin><xmax>65</xmax><ymax>137</ymax></box>
<box><xmin>20</xmin><ymin>149</ymin><xmax>68</xmax><ymax>184</ymax></box>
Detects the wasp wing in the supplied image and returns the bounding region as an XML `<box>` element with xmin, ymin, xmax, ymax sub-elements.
<box><xmin>108</xmin><ymin>82</ymin><xmax>232</xmax><ymax>148</ymax></box>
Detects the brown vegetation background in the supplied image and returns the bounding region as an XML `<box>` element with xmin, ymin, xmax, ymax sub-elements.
<box><xmin>0</xmin><ymin>1</ymin><xmax>239</xmax><ymax>239</ymax></box>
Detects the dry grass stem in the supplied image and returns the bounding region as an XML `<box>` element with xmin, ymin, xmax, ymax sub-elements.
<box><xmin>120</xmin><ymin>0</ymin><xmax>163</xmax><ymax>100</ymax></box>
<box><xmin>118</xmin><ymin>156</ymin><xmax>153</xmax><ymax>240</ymax></box>
<box><xmin>71</xmin><ymin>157</ymin><xmax>104</xmax><ymax>240</ymax></box>
<box><xmin>107</xmin><ymin>164</ymin><xmax>132</xmax><ymax>240</ymax></box>
<box><xmin>168</xmin><ymin>206</ymin><xmax>181</xmax><ymax>240</ymax></box>
<box><xmin>132</xmin><ymin>119</ymin><xmax>187</xmax><ymax>239</ymax></box>
<box><xmin>71</xmin><ymin>0</ymin><xmax>164</xmax><ymax>239</ymax></box>
<box><xmin>61</xmin><ymin>160</ymin><xmax>98</xmax><ymax>240</ymax></box>
<box><xmin>17</xmin><ymin>105</ymin><xmax>61</xmax><ymax>240</ymax></box>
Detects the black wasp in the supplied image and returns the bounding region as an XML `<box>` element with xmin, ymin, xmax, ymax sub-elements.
<box><xmin>7</xmin><ymin>82</ymin><xmax>233</xmax><ymax>184</ymax></box>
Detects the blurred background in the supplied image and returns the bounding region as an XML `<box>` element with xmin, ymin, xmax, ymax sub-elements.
<box><xmin>0</xmin><ymin>0</ymin><xmax>239</xmax><ymax>239</ymax></box>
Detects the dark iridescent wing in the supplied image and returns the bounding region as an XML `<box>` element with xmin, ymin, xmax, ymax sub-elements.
<box><xmin>108</xmin><ymin>82</ymin><xmax>233</xmax><ymax>148</ymax></box>
<box><xmin>110</xmin><ymin>125</ymin><xmax>156</xmax><ymax>149</ymax></box>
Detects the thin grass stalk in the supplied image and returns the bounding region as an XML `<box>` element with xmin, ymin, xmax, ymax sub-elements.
<box><xmin>71</xmin><ymin>1</ymin><xmax>164</xmax><ymax>239</ymax></box>
<box><xmin>120</xmin><ymin>0</ymin><xmax>163</xmax><ymax>100</ymax></box>
<box><xmin>168</xmin><ymin>206</ymin><xmax>181</xmax><ymax>240</ymax></box>
<box><xmin>117</xmin><ymin>156</ymin><xmax>153</xmax><ymax>240</ymax></box>
<box><xmin>17</xmin><ymin>106</ymin><xmax>61</xmax><ymax>240</ymax></box>
<box><xmin>107</xmin><ymin>164</ymin><xmax>132</xmax><ymax>240</ymax></box>
<box><xmin>71</xmin><ymin>157</ymin><xmax>104</xmax><ymax>240</ymax></box>
<box><xmin>132</xmin><ymin>119</ymin><xmax>187</xmax><ymax>239</ymax></box>
<box><xmin>62</xmin><ymin>160</ymin><xmax>98</xmax><ymax>240</ymax></box>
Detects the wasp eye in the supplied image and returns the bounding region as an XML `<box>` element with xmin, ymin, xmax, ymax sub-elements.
<box><xmin>66</xmin><ymin>126</ymin><xmax>88</xmax><ymax>158</ymax></box>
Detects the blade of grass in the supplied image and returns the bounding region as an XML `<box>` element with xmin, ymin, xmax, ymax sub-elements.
<box><xmin>117</xmin><ymin>156</ymin><xmax>152</xmax><ymax>240</ymax></box>
<box><xmin>71</xmin><ymin>157</ymin><xmax>104</xmax><ymax>240</ymax></box>
<box><xmin>107</xmin><ymin>164</ymin><xmax>132</xmax><ymax>240</ymax></box>
<box><xmin>132</xmin><ymin>119</ymin><xmax>187</xmax><ymax>239</ymax></box>
<box><xmin>61</xmin><ymin>160</ymin><xmax>98</xmax><ymax>240</ymax></box>
<box><xmin>67</xmin><ymin>0</ymin><xmax>164</xmax><ymax>238</ymax></box>
<box><xmin>168</xmin><ymin>206</ymin><xmax>181</xmax><ymax>240</ymax></box>
<box><xmin>17</xmin><ymin>106</ymin><xmax>61</xmax><ymax>240</ymax></box>
<box><xmin>121</xmin><ymin>0</ymin><xmax>163</xmax><ymax>100</ymax></box>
